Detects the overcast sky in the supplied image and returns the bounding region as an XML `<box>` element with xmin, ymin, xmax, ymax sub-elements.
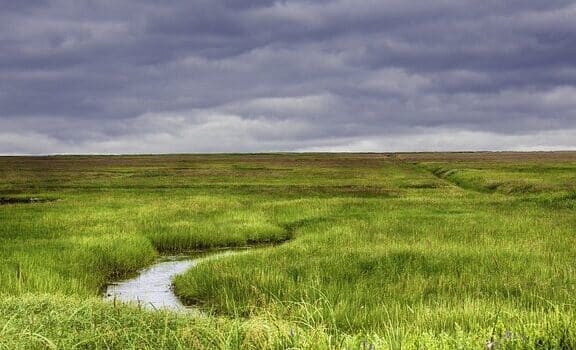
<box><xmin>1</xmin><ymin>0</ymin><xmax>575</xmax><ymax>154</ymax></box>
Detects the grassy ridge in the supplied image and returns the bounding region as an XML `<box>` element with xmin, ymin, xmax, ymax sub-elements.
<box><xmin>174</xmin><ymin>190</ymin><xmax>576</xmax><ymax>332</ymax></box>
<box><xmin>1</xmin><ymin>153</ymin><xmax>576</xmax><ymax>348</ymax></box>
<box><xmin>0</xmin><ymin>192</ymin><xmax>292</xmax><ymax>295</ymax></box>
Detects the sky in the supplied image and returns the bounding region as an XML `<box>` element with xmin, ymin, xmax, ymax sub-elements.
<box><xmin>1</xmin><ymin>0</ymin><xmax>575</xmax><ymax>154</ymax></box>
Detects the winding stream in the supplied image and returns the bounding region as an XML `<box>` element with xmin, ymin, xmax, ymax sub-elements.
<box><xmin>104</xmin><ymin>251</ymin><xmax>235</xmax><ymax>311</ymax></box>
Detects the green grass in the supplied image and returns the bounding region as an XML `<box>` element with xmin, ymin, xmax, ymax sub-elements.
<box><xmin>1</xmin><ymin>152</ymin><xmax>576</xmax><ymax>349</ymax></box>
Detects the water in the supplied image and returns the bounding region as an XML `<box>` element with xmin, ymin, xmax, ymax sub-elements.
<box><xmin>104</xmin><ymin>256</ymin><xmax>196</xmax><ymax>311</ymax></box>
<box><xmin>104</xmin><ymin>251</ymin><xmax>237</xmax><ymax>311</ymax></box>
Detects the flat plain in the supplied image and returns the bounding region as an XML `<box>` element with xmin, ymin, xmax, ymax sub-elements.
<box><xmin>1</xmin><ymin>152</ymin><xmax>575</xmax><ymax>349</ymax></box>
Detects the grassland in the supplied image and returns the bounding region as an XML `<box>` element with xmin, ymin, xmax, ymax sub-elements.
<box><xmin>1</xmin><ymin>152</ymin><xmax>575</xmax><ymax>349</ymax></box>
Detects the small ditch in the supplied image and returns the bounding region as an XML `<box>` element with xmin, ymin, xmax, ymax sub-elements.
<box><xmin>0</xmin><ymin>197</ymin><xmax>58</xmax><ymax>205</ymax></box>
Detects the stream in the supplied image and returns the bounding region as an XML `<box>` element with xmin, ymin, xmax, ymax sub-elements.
<box><xmin>104</xmin><ymin>251</ymin><xmax>234</xmax><ymax>311</ymax></box>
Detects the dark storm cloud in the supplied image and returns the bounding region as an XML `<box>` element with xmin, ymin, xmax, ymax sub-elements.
<box><xmin>0</xmin><ymin>0</ymin><xmax>575</xmax><ymax>154</ymax></box>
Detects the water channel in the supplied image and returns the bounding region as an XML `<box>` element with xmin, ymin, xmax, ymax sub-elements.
<box><xmin>104</xmin><ymin>251</ymin><xmax>235</xmax><ymax>311</ymax></box>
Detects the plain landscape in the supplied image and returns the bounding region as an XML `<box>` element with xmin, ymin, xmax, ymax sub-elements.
<box><xmin>1</xmin><ymin>152</ymin><xmax>575</xmax><ymax>349</ymax></box>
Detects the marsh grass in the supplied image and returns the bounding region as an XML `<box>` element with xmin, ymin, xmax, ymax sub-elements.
<box><xmin>0</xmin><ymin>295</ymin><xmax>574</xmax><ymax>349</ymax></box>
<box><xmin>1</xmin><ymin>153</ymin><xmax>576</xmax><ymax>348</ymax></box>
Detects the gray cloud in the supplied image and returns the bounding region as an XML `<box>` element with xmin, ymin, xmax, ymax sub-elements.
<box><xmin>1</xmin><ymin>0</ymin><xmax>575</xmax><ymax>154</ymax></box>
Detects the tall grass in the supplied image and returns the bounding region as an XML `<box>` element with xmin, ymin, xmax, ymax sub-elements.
<box><xmin>1</xmin><ymin>153</ymin><xmax>576</xmax><ymax>348</ymax></box>
<box><xmin>0</xmin><ymin>295</ymin><xmax>574</xmax><ymax>349</ymax></box>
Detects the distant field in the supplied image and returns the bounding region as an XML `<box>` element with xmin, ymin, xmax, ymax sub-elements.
<box><xmin>1</xmin><ymin>153</ymin><xmax>575</xmax><ymax>349</ymax></box>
